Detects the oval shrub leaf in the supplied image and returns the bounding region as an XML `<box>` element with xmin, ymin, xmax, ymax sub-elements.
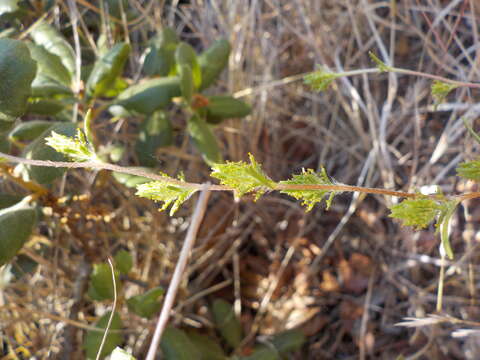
<box><xmin>0</xmin><ymin>38</ymin><xmax>37</xmax><ymax>118</ymax></box>
<box><xmin>143</xmin><ymin>27</ymin><xmax>179</xmax><ymax>77</ymax></box>
<box><xmin>198</xmin><ymin>39</ymin><xmax>231</xmax><ymax>90</ymax></box>
<box><xmin>212</xmin><ymin>299</ymin><xmax>242</xmax><ymax>348</ymax></box>
<box><xmin>31</xmin><ymin>73</ymin><xmax>73</xmax><ymax>97</ymax></box>
<box><xmin>187</xmin><ymin>114</ymin><xmax>222</xmax><ymax>164</ymax></box>
<box><xmin>126</xmin><ymin>286</ymin><xmax>164</xmax><ymax>319</ymax></box>
<box><xmin>0</xmin><ymin>201</ymin><xmax>37</xmax><ymax>267</ymax></box>
<box><xmin>27</xmin><ymin>98</ymin><xmax>65</xmax><ymax>116</ymax></box>
<box><xmin>205</xmin><ymin>95</ymin><xmax>251</xmax><ymax>124</ymax></box>
<box><xmin>84</xmin><ymin>311</ymin><xmax>123</xmax><ymax>360</ymax></box>
<box><xmin>26</xmin><ymin>42</ymin><xmax>71</xmax><ymax>86</ymax></box>
<box><xmin>179</xmin><ymin>64</ymin><xmax>194</xmax><ymax>102</ymax></box>
<box><xmin>9</xmin><ymin>120</ymin><xmax>56</xmax><ymax>142</ymax></box>
<box><xmin>175</xmin><ymin>42</ymin><xmax>201</xmax><ymax>88</ymax></box>
<box><xmin>86</xmin><ymin>42</ymin><xmax>131</xmax><ymax>97</ymax></box>
<box><xmin>135</xmin><ymin>111</ymin><xmax>173</xmax><ymax>167</ymax></box>
<box><xmin>87</xmin><ymin>262</ymin><xmax>121</xmax><ymax>301</ymax></box>
<box><xmin>160</xmin><ymin>327</ymin><xmax>198</xmax><ymax>360</ymax></box>
<box><xmin>116</xmin><ymin>77</ymin><xmax>181</xmax><ymax>114</ymax></box>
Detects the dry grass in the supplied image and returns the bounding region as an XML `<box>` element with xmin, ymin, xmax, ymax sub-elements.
<box><xmin>1</xmin><ymin>0</ymin><xmax>480</xmax><ymax>359</ymax></box>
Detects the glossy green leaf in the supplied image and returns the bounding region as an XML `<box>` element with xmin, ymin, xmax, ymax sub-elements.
<box><xmin>8</xmin><ymin>120</ymin><xmax>56</xmax><ymax>142</ymax></box>
<box><xmin>179</xmin><ymin>64</ymin><xmax>194</xmax><ymax>102</ymax></box>
<box><xmin>30</xmin><ymin>21</ymin><xmax>76</xmax><ymax>76</ymax></box>
<box><xmin>205</xmin><ymin>95</ymin><xmax>251</xmax><ymax>124</ymax></box>
<box><xmin>23</xmin><ymin>122</ymin><xmax>77</xmax><ymax>184</ymax></box>
<box><xmin>86</xmin><ymin>42</ymin><xmax>131</xmax><ymax>97</ymax></box>
<box><xmin>198</xmin><ymin>39</ymin><xmax>231</xmax><ymax>90</ymax></box>
<box><xmin>116</xmin><ymin>77</ymin><xmax>181</xmax><ymax>114</ymax></box>
<box><xmin>126</xmin><ymin>286</ymin><xmax>164</xmax><ymax>319</ymax></box>
<box><xmin>212</xmin><ymin>299</ymin><xmax>242</xmax><ymax>348</ymax></box>
<box><xmin>27</xmin><ymin>98</ymin><xmax>65</xmax><ymax>115</ymax></box>
<box><xmin>84</xmin><ymin>311</ymin><xmax>123</xmax><ymax>360</ymax></box>
<box><xmin>31</xmin><ymin>73</ymin><xmax>73</xmax><ymax>97</ymax></box>
<box><xmin>0</xmin><ymin>39</ymin><xmax>37</xmax><ymax>118</ymax></box>
<box><xmin>135</xmin><ymin>111</ymin><xmax>173</xmax><ymax>167</ymax></box>
<box><xmin>187</xmin><ymin>114</ymin><xmax>222</xmax><ymax>164</ymax></box>
<box><xmin>87</xmin><ymin>263</ymin><xmax>121</xmax><ymax>301</ymax></box>
<box><xmin>143</xmin><ymin>27</ymin><xmax>179</xmax><ymax>77</ymax></box>
<box><xmin>0</xmin><ymin>201</ymin><xmax>37</xmax><ymax>267</ymax></box>
<box><xmin>187</xmin><ymin>332</ymin><xmax>226</xmax><ymax>360</ymax></box>
<box><xmin>114</xmin><ymin>249</ymin><xmax>133</xmax><ymax>275</ymax></box>
<box><xmin>160</xmin><ymin>327</ymin><xmax>198</xmax><ymax>360</ymax></box>
<box><xmin>175</xmin><ymin>42</ymin><xmax>201</xmax><ymax>88</ymax></box>
<box><xmin>26</xmin><ymin>42</ymin><xmax>71</xmax><ymax>86</ymax></box>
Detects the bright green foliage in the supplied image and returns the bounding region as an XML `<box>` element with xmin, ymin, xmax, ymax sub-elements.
<box><xmin>114</xmin><ymin>249</ymin><xmax>133</xmax><ymax>275</ymax></box>
<box><xmin>126</xmin><ymin>286</ymin><xmax>164</xmax><ymax>319</ymax></box>
<box><xmin>0</xmin><ymin>39</ymin><xmax>37</xmax><ymax>118</ymax></box>
<box><xmin>389</xmin><ymin>198</ymin><xmax>443</xmax><ymax>230</ymax></box>
<box><xmin>135</xmin><ymin>174</ymin><xmax>197</xmax><ymax>216</ymax></box>
<box><xmin>198</xmin><ymin>39</ymin><xmax>231</xmax><ymax>91</ymax></box>
<box><xmin>175</xmin><ymin>42</ymin><xmax>201</xmax><ymax>88</ymax></box>
<box><xmin>210</xmin><ymin>153</ymin><xmax>276</xmax><ymax>200</ymax></box>
<box><xmin>211</xmin><ymin>299</ymin><xmax>242</xmax><ymax>348</ymax></box>
<box><xmin>187</xmin><ymin>114</ymin><xmax>223</xmax><ymax>164</ymax></box>
<box><xmin>26</xmin><ymin>42</ymin><xmax>71</xmax><ymax>87</ymax></box>
<box><xmin>368</xmin><ymin>52</ymin><xmax>392</xmax><ymax>72</ymax></box>
<box><xmin>87</xmin><ymin>263</ymin><xmax>121</xmax><ymax>301</ymax></box>
<box><xmin>431</xmin><ymin>80</ymin><xmax>458</xmax><ymax>105</ymax></box>
<box><xmin>456</xmin><ymin>160</ymin><xmax>480</xmax><ymax>181</ymax></box>
<box><xmin>46</xmin><ymin>128</ymin><xmax>98</xmax><ymax>162</ymax></box>
<box><xmin>204</xmin><ymin>95</ymin><xmax>251</xmax><ymax>124</ymax></box>
<box><xmin>143</xmin><ymin>27</ymin><xmax>179</xmax><ymax>77</ymax></box>
<box><xmin>279</xmin><ymin>168</ymin><xmax>337</xmax><ymax>211</ymax></box>
<box><xmin>303</xmin><ymin>68</ymin><xmax>341</xmax><ymax>92</ymax></box>
<box><xmin>84</xmin><ymin>311</ymin><xmax>123</xmax><ymax>360</ymax></box>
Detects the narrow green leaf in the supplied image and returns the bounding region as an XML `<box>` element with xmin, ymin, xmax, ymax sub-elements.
<box><xmin>126</xmin><ymin>287</ymin><xmax>164</xmax><ymax>319</ymax></box>
<box><xmin>135</xmin><ymin>174</ymin><xmax>197</xmax><ymax>216</ymax></box>
<box><xmin>431</xmin><ymin>80</ymin><xmax>458</xmax><ymax>105</ymax></box>
<box><xmin>112</xmin><ymin>168</ymin><xmax>152</xmax><ymax>188</ymax></box>
<box><xmin>179</xmin><ymin>64</ymin><xmax>194</xmax><ymax>102</ymax></box>
<box><xmin>135</xmin><ymin>111</ymin><xmax>173</xmax><ymax>167</ymax></box>
<box><xmin>160</xmin><ymin>327</ymin><xmax>199</xmax><ymax>360</ymax></box>
<box><xmin>86</xmin><ymin>42</ymin><xmax>131</xmax><ymax>97</ymax></box>
<box><xmin>205</xmin><ymin>95</ymin><xmax>251</xmax><ymax>124</ymax></box>
<box><xmin>437</xmin><ymin>200</ymin><xmax>458</xmax><ymax>260</ymax></box>
<box><xmin>303</xmin><ymin>67</ymin><xmax>341</xmax><ymax>92</ymax></box>
<box><xmin>198</xmin><ymin>39</ymin><xmax>231</xmax><ymax>90</ymax></box>
<box><xmin>389</xmin><ymin>198</ymin><xmax>443</xmax><ymax>230</ymax></box>
<box><xmin>187</xmin><ymin>114</ymin><xmax>223</xmax><ymax>164</ymax></box>
<box><xmin>211</xmin><ymin>299</ymin><xmax>242</xmax><ymax>348</ymax></box>
<box><xmin>0</xmin><ymin>39</ymin><xmax>37</xmax><ymax>118</ymax></box>
<box><xmin>280</xmin><ymin>168</ymin><xmax>337</xmax><ymax>211</ymax></box>
<box><xmin>116</xmin><ymin>77</ymin><xmax>181</xmax><ymax>114</ymax></box>
<box><xmin>84</xmin><ymin>311</ymin><xmax>123</xmax><ymax>360</ymax></box>
<box><xmin>143</xmin><ymin>27</ymin><xmax>179</xmax><ymax>77</ymax></box>
<box><xmin>0</xmin><ymin>200</ymin><xmax>37</xmax><ymax>267</ymax></box>
<box><xmin>210</xmin><ymin>153</ymin><xmax>275</xmax><ymax>200</ymax></box>
<box><xmin>30</xmin><ymin>21</ymin><xmax>76</xmax><ymax>76</ymax></box>
<box><xmin>175</xmin><ymin>42</ymin><xmax>201</xmax><ymax>88</ymax></box>
<box><xmin>457</xmin><ymin>160</ymin><xmax>480</xmax><ymax>181</ymax></box>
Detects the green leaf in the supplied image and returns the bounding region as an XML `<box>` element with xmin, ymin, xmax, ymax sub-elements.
<box><xmin>241</xmin><ymin>347</ymin><xmax>280</xmax><ymax>360</ymax></box>
<box><xmin>114</xmin><ymin>249</ymin><xmax>133</xmax><ymax>275</ymax></box>
<box><xmin>31</xmin><ymin>73</ymin><xmax>73</xmax><ymax>97</ymax></box>
<box><xmin>303</xmin><ymin>67</ymin><xmax>341</xmax><ymax>92</ymax></box>
<box><xmin>126</xmin><ymin>286</ymin><xmax>164</xmax><ymax>319</ymax></box>
<box><xmin>198</xmin><ymin>39</ymin><xmax>231</xmax><ymax>91</ymax></box>
<box><xmin>389</xmin><ymin>198</ymin><xmax>443</xmax><ymax>230</ymax></box>
<box><xmin>26</xmin><ymin>42</ymin><xmax>71</xmax><ymax>86</ymax></box>
<box><xmin>211</xmin><ymin>153</ymin><xmax>275</xmax><ymax>200</ymax></box>
<box><xmin>175</xmin><ymin>42</ymin><xmax>201</xmax><ymax>88</ymax></box>
<box><xmin>0</xmin><ymin>193</ymin><xmax>22</xmax><ymax>209</ymax></box>
<box><xmin>23</xmin><ymin>122</ymin><xmax>77</xmax><ymax>184</ymax></box>
<box><xmin>0</xmin><ymin>39</ymin><xmax>37</xmax><ymax>118</ymax></box>
<box><xmin>0</xmin><ymin>200</ymin><xmax>37</xmax><ymax>267</ymax></box>
<box><xmin>27</xmin><ymin>98</ymin><xmax>65</xmax><ymax>115</ymax></box>
<box><xmin>211</xmin><ymin>299</ymin><xmax>242</xmax><ymax>348</ymax></box>
<box><xmin>135</xmin><ymin>174</ymin><xmax>197</xmax><ymax>216</ymax></box>
<box><xmin>437</xmin><ymin>200</ymin><xmax>458</xmax><ymax>260</ymax></box>
<box><xmin>187</xmin><ymin>114</ymin><xmax>223</xmax><ymax>164</ymax></box>
<box><xmin>279</xmin><ymin>168</ymin><xmax>337</xmax><ymax>211</ymax></box>
<box><xmin>270</xmin><ymin>329</ymin><xmax>305</xmax><ymax>354</ymax></box>
<box><xmin>84</xmin><ymin>311</ymin><xmax>123</xmax><ymax>360</ymax></box>
<box><xmin>0</xmin><ymin>132</ymin><xmax>10</xmax><ymax>153</ymax></box>
<box><xmin>86</xmin><ymin>42</ymin><xmax>131</xmax><ymax>97</ymax></box>
<box><xmin>187</xmin><ymin>332</ymin><xmax>226</xmax><ymax>360</ymax></box>
<box><xmin>205</xmin><ymin>95</ymin><xmax>251</xmax><ymax>124</ymax></box>
<box><xmin>87</xmin><ymin>263</ymin><xmax>121</xmax><ymax>301</ymax></box>
<box><xmin>45</xmin><ymin>128</ymin><xmax>98</xmax><ymax>162</ymax></box>
<box><xmin>462</xmin><ymin>118</ymin><xmax>480</xmax><ymax>146</ymax></box>
<box><xmin>457</xmin><ymin>160</ymin><xmax>480</xmax><ymax>181</ymax></box>
<box><xmin>160</xmin><ymin>327</ymin><xmax>199</xmax><ymax>360</ymax></box>
<box><xmin>110</xmin><ymin>347</ymin><xmax>136</xmax><ymax>360</ymax></box>
<box><xmin>30</xmin><ymin>21</ymin><xmax>76</xmax><ymax>76</ymax></box>
<box><xmin>8</xmin><ymin>120</ymin><xmax>56</xmax><ymax>142</ymax></box>
<box><xmin>116</xmin><ymin>77</ymin><xmax>181</xmax><ymax>114</ymax></box>
<box><xmin>368</xmin><ymin>51</ymin><xmax>392</xmax><ymax>72</ymax></box>
<box><xmin>112</xmin><ymin>168</ymin><xmax>152</xmax><ymax>188</ymax></box>
<box><xmin>135</xmin><ymin>111</ymin><xmax>173</xmax><ymax>167</ymax></box>
<box><xmin>179</xmin><ymin>64</ymin><xmax>194</xmax><ymax>102</ymax></box>
<box><xmin>431</xmin><ymin>80</ymin><xmax>458</xmax><ymax>105</ymax></box>
<box><xmin>143</xmin><ymin>27</ymin><xmax>179</xmax><ymax>77</ymax></box>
